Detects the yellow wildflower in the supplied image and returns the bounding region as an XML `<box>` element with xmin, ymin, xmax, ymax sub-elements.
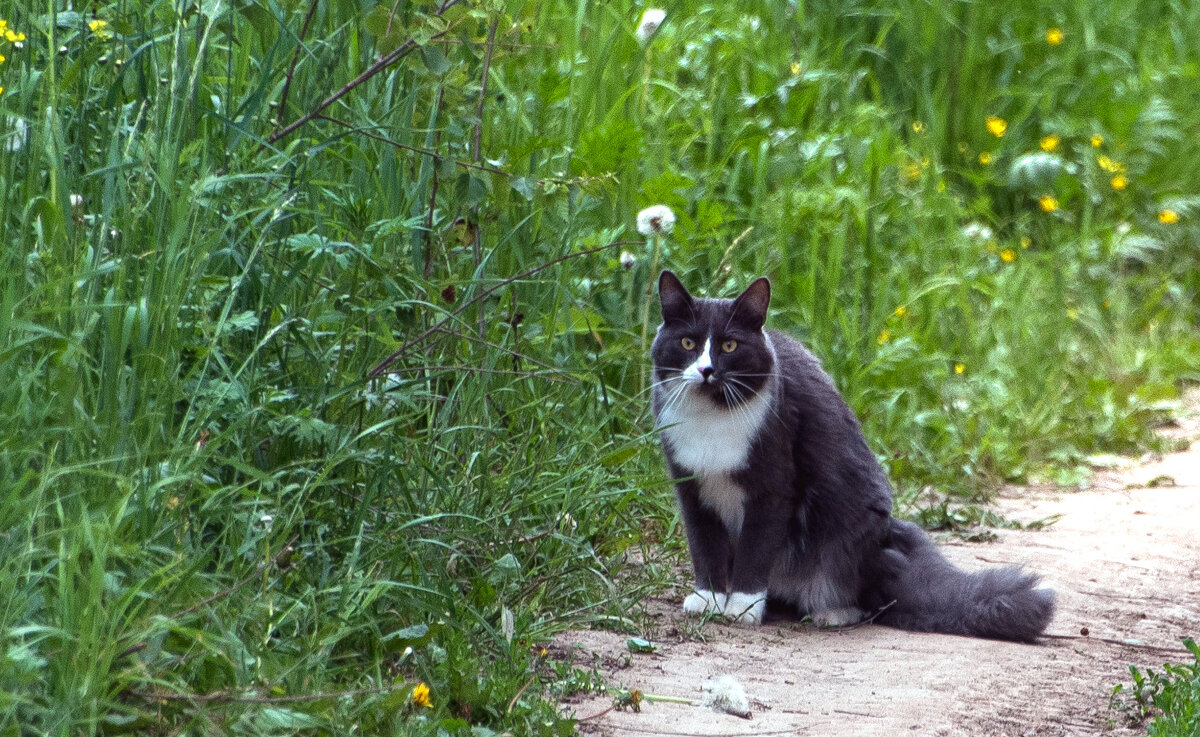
<box><xmin>954</xmin><ymin>363</ymin><xmax>965</xmax><ymax>375</ymax></box>
<box><xmin>894</xmin><ymin>305</ymin><xmax>908</xmax><ymax>318</ymax></box>
<box><xmin>904</xmin><ymin>162</ymin><xmax>922</xmax><ymax>181</ymax></box>
<box><xmin>1110</xmin><ymin>175</ymin><xmax>1128</xmax><ymax>191</ymax></box>
<box><xmin>1039</xmin><ymin>135</ymin><xmax>1060</xmax><ymax>152</ymax></box>
<box><xmin>1000</xmin><ymin>248</ymin><xmax>1017</xmax><ymax>263</ymax></box>
<box><xmin>1090</xmin><ymin>134</ymin><xmax>1104</xmax><ymax>147</ymax></box>
<box><xmin>411</xmin><ymin>682</ymin><xmax>432</xmax><ymax>708</ymax></box>
<box><xmin>790</xmin><ymin>61</ymin><xmax>801</xmax><ymax>75</ymax></box>
<box><xmin>1066</xmin><ymin>307</ymin><xmax>1079</xmax><ymax>320</ymax></box>
<box><xmin>986</xmin><ymin>116</ymin><xmax>1007</xmax><ymax>138</ymax></box>
<box><xmin>0</xmin><ymin>53</ymin><xmax>5</xmax><ymax>64</ymax></box>
<box><xmin>1038</xmin><ymin>195</ymin><xmax>1059</xmax><ymax>212</ymax></box>
<box><xmin>877</xmin><ymin>329</ymin><xmax>891</xmax><ymax>346</ymax></box>
<box><xmin>0</xmin><ymin>86</ymin><xmax>4</xmax><ymax>96</ymax></box>
<box><xmin>912</xmin><ymin>121</ymin><xmax>926</xmax><ymax>134</ymax></box>
<box><xmin>978</xmin><ymin>151</ymin><xmax>993</xmax><ymax>165</ymax></box>
<box><xmin>1096</xmin><ymin>154</ymin><xmax>1125</xmax><ymax>173</ymax></box>
<box><xmin>88</xmin><ymin>19</ymin><xmax>113</xmax><ymax>40</ymax></box>
<box><xmin>1020</xmin><ymin>236</ymin><xmax>1032</xmax><ymax>249</ymax></box>
<box><xmin>1046</xmin><ymin>28</ymin><xmax>1064</xmax><ymax>46</ymax></box>
<box><xmin>1158</xmin><ymin>209</ymin><xmax>1180</xmax><ymax>224</ymax></box>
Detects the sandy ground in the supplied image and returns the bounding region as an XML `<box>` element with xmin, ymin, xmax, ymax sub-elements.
<box><xmin>555</xmin><ymin>400</ymin><xmax>1200</xmax><ymax>736</ymax></box>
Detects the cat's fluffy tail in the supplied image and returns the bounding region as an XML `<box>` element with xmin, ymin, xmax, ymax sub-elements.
<box><xmin>876</xmin><ymin>519</ymin><xmax>1055</xmax><ymax>643</ymax></box>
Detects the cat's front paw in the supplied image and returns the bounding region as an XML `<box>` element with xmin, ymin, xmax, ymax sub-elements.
<box><xmin>682</xmin><ymin>589</ymin><xmax>727</xmax><ymax>616</ymax></box>
<box><xmin>724</xmin><ymin>591</ymin><xmax>767</xmax><ymax>625</ymax></box>
<box><xmin>812</xmin><ymin>606</ymin><xmax>864</xmax><ymax>628</ymax></box>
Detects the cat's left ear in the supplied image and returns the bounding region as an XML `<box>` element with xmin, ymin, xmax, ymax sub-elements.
<box><xmin>658</xmin><ymin>270</ymin><xmax>694</xmax><ymax>324</ymax></box>
<box><xmin>731</xmin><ymin>277</ymin><xmax>771</xmax><ymax>330</ymax></box>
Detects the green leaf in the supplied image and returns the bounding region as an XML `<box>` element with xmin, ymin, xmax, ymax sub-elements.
<box><xmin>421</xmin><ymin>46</ymin><xmax>452</xmax><ymax>75</ymax></box>
<box><xmin>511</xmin><ymin>177</ymin><xmax>537</xmax><ymax>201</ymax></box>
<box><xmin>626</xmin><ymin>637</ymin><xmax>657</xmax><ymax>653</ymax></box>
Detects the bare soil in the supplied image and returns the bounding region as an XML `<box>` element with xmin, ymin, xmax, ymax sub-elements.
<box><xmin>556</xmin><ymin>400</ymin><xmax>1200</xmax><ymax>736</ymax></box>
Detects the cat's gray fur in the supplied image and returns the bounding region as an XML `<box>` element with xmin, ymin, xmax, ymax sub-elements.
<box><xmin>650</xmin><ymin>270</ymin><xmax>1055</xmax><ymax>642</ymax></box>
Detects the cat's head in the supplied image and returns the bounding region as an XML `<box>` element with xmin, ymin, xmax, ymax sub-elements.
<box><xmin>651</xmin><ymin>270</ymin><xmax>775</xmax><ymax>408</ymax></box>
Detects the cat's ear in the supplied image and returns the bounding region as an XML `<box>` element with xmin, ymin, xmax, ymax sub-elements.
<box><xmin>658</xmin><ymin>270</ymin><xmax>694</xmax><ymax>323</ymax></box>
<box><xmin>731</xmin><ymin>277</ymin><xmax>771</xmax><ymax>330</ymax></box>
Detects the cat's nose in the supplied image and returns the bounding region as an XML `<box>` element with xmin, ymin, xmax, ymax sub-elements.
<box><xmin>700</xmin><ymin>366</ymin><xmax>714</xmax><ymax>381</ymax></box>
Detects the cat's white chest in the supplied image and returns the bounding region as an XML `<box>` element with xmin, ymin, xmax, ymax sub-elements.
<box><xmin>656</xmin><ymin>388</ymin><xmax>771</xmax><ymax>476</ymax></box>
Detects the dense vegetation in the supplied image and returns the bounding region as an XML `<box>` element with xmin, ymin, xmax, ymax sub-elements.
<box><xmin>1</xmin><ymin>0</ymin><xmax>1198</xmax><ymax>733</ymax></box>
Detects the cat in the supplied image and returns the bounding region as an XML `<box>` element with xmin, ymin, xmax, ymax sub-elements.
<box><xmin>650</xmin><ymin>270</ymin><xmax>1055</xmax><ymax>642</ymax></box>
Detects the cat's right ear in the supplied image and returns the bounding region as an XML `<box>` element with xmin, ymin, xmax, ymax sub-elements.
<box><xmin>658</xmin><ymin>270</ymin><xmax>694</xmax><ymax>323</ymax></box>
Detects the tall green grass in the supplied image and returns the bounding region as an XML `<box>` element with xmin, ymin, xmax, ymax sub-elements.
<box><xmin>1</xmin><ymin>0</ymin><xmax>1198</xmax><ymax>733</ymax></box>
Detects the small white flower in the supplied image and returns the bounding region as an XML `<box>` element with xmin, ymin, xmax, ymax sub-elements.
<box><xmin>70</xmin><ymin>194</ymin><xmax>84</xmax><ymax>208</ymax></box>
<box><xmin>1115</xmin><ymin>221</ymin><xmax>1132</xmax><ymax>236</ymax></box>
<box><xmin>619</xmin><ymin>250</ymin><xmax>636</xmax><ymax>269</ymax></box>
<box><xmin>636</xmin><ymin>205</ymin><xmax>675</xmax><ymax>236</ymax></box>
<box><xmin>961</xmin><ymin>221</ymin><xmax>993</xmax><ymax>243</ymax></box>
<box><xmin>636</xmin><ymin>8</ymin><xmax>666</xmax><ymax>43</ymax></box>
<box><xmin>257</xmin><ymin>514</ymin><xmax>275</xmax><ymax>533</ymax></box>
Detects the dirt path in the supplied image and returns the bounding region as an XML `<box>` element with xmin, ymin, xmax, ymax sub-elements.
<box><xmin>557</xmin><ymin>402</ymin><xmax>1200</xmax><ymax>736</ymax></box>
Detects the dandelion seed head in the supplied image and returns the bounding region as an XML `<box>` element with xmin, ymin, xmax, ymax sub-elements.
<box><xmin>636</xmin><ymin>8</ymin><xmax>666</xmax><ymax>43</ymax></box>
<box><xmin>636</xmin><ymin>205</ymin><xmax>675</xmax><ymax>236</ymax></box>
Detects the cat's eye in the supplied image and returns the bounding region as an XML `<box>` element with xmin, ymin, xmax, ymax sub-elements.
<box><xmin>680</xmin><ymin>337</ymin><xmax>697</xmax><ymax>350</ymax></box>
<box><xmin>721</xmin><ymin>339</ymin><xmax>738</xmax><ymax>353</ymax></box>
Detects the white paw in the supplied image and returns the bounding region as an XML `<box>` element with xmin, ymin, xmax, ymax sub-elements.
<box><xmin>724</xmin><ymin>591</ymin><xmax>767</xmax><ymax>625</ymax></box>
<box><xmin>683</xmin><ymin>589</ymin><xmax>728</xmax><ymax>616</ymax></box>
<box><xmin>812</xmin><ymin>606</ymin><xmax>864</xmax><ymax>627</ymax></box>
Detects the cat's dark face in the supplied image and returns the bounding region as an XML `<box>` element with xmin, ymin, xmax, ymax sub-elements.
<box><xmin>651</xmin><ymin>271</ymin><xmax>775</xmax><ymax>408</ymax></box>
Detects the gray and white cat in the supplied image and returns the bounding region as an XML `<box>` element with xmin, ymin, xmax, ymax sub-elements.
<box><xmin>650</xmin><ymin>271</ymin><xmax>1054</xmax><ymax>641</ymax></box>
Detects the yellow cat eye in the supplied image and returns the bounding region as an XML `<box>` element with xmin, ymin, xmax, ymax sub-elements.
<box><xmin>721</xmin><ymin>339</ymin><xmax>738</xmax><ymax>353</ymax></box>
<box><xmin>680</xmin><ymin>337</ymin><xmax>697</xmax><ymax>350</ymax></box>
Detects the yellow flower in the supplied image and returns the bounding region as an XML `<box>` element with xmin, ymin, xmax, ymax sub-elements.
<box><xmin>1096</xmin><ymin>154</ymin><xmax>1125</xmax><ymax>173</ymax></box>
<box><xmin>0</xmin><ymin>53</ymin><xmax>5</xmax><ymax>64</ymax></box>
<box><xmin>912</xmin><ymin>121</ymin><xmax>926</xmax><ymax>134</ymax></box>
<box><xmin>1066</xmin><ymin>307</ymin><xmax>1079</xmax><ymax>320</ymax></box>
<box><xmin>790</xmin><ymin>61</ymin><xmax>801</xmax><ymax>75</ymax></box>
<box><xmin>411</xmin><ymin>682</ymin><xmax>432</xmax><ymax>708</ymax></box>
<box><xmin>1038</xmin><ymin>195</ymin><xmax>1059</xmax><ymax>212</ymax></box>
<box><xmin>1000</xmin><ymin>248</ymin><xmax>1017</xmax><ymax>263</ymax></box>
<box><xmin>893</xmin><ymin>305</ymin><xmax>908</xmax><ymax>318</ymax></box>
<box><xmin>904</xmin><ymin>162</ymin><xmax>922</xmax><ymax>181</ymax></box>
<box><xmin>1039</xmin><ymin>135</ymin><xmax>1060</xmax><ymax>152</ymax></box>
<box><xmin>978</xmin><ymin>151</ymin><xmax>993</xmax><ymax>165</ymax></box>
<box><xmin>986</xmin><ymin>116</ymin><xmax>1007</xmax><ymax>138</ymax></box>
<box><xmin>1091</xmin><ymin>134</ymin><xmax>1104</xmax><ymax>147</ymax></box>
<box><xmin>1158</xmin><ymin>209</ymin><xmax>1180</xmax><ymax>224</ymax></box>
<box><xmin>1020</xmin><ymin>236</ymin><xmax>1032</xmax><ymax>249</ymax></box>
<box><xmin>1046</xmin><ymin>28</ymin><xmax>1064</xmax><ymax>46</ymax></box>
<box><xmin>877</xmin><ymin>329</ymin><xmax>891</xmax><ymax>346</ymax></box>
<box><xmin>0</xmin><ymin>86</ymin><xmax>4</xmax><ymax>95</ymax></box>
<box><xmin>88</xmin><ymin>19</ymin><xmax>113</xmax><ymax>40</ymax></box>
<box><xmin>1110</xmin><ymin>175</ymin><xmax>1128</xmax><ymax>191</ymax></box>
<box><xmin>954</xmin><ymin>363</ymin><xmax>965</xmax><ymax>375</ymax></box>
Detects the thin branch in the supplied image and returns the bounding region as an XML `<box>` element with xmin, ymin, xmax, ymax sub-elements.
<box><xmin>267</xmin><ymin>0</ymin><xmax>463</xmax><ymax>145</ymax></box>
<box><xmin>129</xmin><ymin>684</ymin><xmax>406</xmax><ymax>705</ymax></box>
<box><xmin>368</xmin><ymin>240</ymin><xmax>640</xmax><ymax>378</ymax></box>
<box><xmin>380</xmin><ymin>364</ymin><xmax>570</xmax><ymax>381</ymax></box>
<box><xmin>167</xmin><ymin>535</ymin><xmax>300</xmax><ymax>621</ymax></box>
<box><xmin>472</xmin><ymin>17</ymin><xmax>499</xmax><ymax>163</ymax></box>
<box><xmin>276</xmin><ymin>0</ymin><xmax>320</xmax><ymax>129</ymax></box>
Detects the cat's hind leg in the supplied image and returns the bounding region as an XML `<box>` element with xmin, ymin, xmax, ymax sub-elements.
<box><xmin>810</xmin><ymin>606</ymin><xmax>864</xmax><ymax>627</ymax></box>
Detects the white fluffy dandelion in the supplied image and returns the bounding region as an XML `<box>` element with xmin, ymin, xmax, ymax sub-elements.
<box><xmin>702</xmin><ymin>675</ymin><xmax>751</xmax><ymax>719</ymax></box>
<box><xmin>619</xmin><ymin>250</ymin><xmax>636</xmax><ymax>269</ymax></box>
<box><xmin>636</xmin><ymin>205</ymin><xmax>675</xmax><ymax>236</ymax></box>
<box><xmin>636</xmin><ymin>8</ymin><xmax>666</xmax><ymax>43</ymax></box>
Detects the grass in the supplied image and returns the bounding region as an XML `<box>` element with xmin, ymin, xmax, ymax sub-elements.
<box><xmin>1113</xmin><ymin>640</ymin><xmax>1200</xmax><ymax>736</ymax></box>
<box><xmin>1</xmin><ymin>0</ymin><xmax>1199</xmax><ymax>733</ymax></box>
